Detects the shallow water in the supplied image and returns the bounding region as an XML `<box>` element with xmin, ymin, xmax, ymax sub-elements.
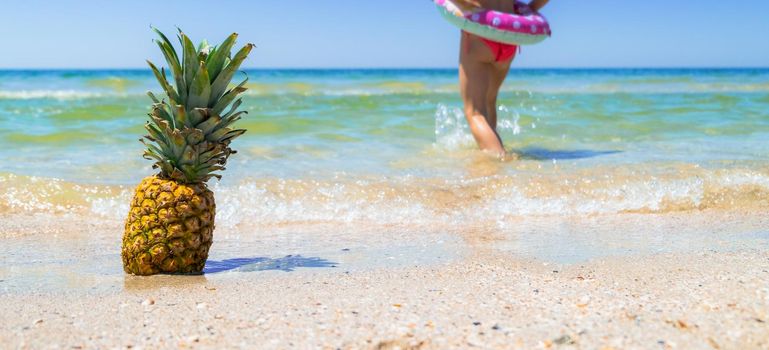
<box><xmin>495</xmin><ymin>213</ymin><xmax>769</xmax><ymax>264</ymax></box>
<box><xmin>2</xmin><ymin>68</ymin><xmax>769</xmax><ymax>225</ymax></box>
<box><xmin>1</xmin><ymin>211</ymin><xmax>766</xmax><ymax>293</ymax></box>
<box><xmin>1</xmin><ymin>69</ymin><xmax>769</xmax><ymax>278</ymax></box>
<box><xmin>0</xmin><ymin>217</ymin><xmax>463</xmax><ymax>293</ymax></box>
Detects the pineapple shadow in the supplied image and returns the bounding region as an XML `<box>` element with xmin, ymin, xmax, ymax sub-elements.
<box><xmin>204</xmin><ymin>255</ymin><xmax>338</xmax><ymax>274</ymax></box>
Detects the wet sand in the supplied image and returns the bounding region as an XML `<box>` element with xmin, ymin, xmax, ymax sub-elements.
<box><xmin>1</xmin><ymin>210</ymin><xmax>768</xmax><ymax>349</ymax></box>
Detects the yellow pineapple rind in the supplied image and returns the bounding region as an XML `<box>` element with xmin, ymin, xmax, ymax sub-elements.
<box><xmin>121</xmin><ymin>175</ymin><xmax>215</xmax><ymax>275</ymax></box>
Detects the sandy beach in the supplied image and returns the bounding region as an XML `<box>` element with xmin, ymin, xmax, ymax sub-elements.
<box><xmin>2</xmin><ymin>210</ymin><xmax>768</xmax><ymax>349</ymax></box>
<box><xmin>1</xmin><ymin>0</ymin><xmax>768</xmax><ymax>346</ymax></box>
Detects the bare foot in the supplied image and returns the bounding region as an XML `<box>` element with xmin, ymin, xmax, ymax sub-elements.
<box><xmin>499</xmin><ymin>151</ymin><xmax>520</xmax><ymax>162</ymax></box>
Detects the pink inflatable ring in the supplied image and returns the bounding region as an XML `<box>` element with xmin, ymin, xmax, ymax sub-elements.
<box><xmin>435</xmin><ymin>0</ymin><xmax>551</xmax><ymax>45</ymax></box>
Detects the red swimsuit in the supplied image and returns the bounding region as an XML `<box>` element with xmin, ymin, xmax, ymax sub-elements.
<box><xmin>464</xmin><ymin>2</ymin><xmax>523</xmax><ymax>62</ymax></box>
<box><xmin>479</xmin><ymin>36</ymin><xmax>519</xmax><ymax>62</ymax></box>
<box><xmin>464</xmin><ymin>31</ymin><xmax>519</xmax><ymax>62</ymax></box>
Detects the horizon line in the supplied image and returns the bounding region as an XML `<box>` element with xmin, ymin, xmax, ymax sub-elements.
<box><xmin>0</xmin><ymin>66</ymin><xmax>768</xmax><ymax>71</ymax></box>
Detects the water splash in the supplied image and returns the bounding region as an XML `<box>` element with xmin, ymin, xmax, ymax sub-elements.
<box><xmin>434</xmin><ymin>103</ymin><xmax>529</xmax><ymax>151</ymax></box>
<box><xmin>434</xmin><ymin>104</ymin><xmax>474</xmax><ymax>150</ymax></box>
<box><xmin>497</xmin><ymin>105</ymin><xmax>522</xmax><ymax>138</ymax></box>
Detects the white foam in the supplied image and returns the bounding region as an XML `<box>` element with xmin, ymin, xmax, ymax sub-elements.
<box><xmin>5</xmin><ymin>168</ymin><xmax>769</xmax><ymax>226</ymax></box>
<box><xmin>0</xmin><ymin>90</ymin><xmax>108</xmax><ymax>100</ymax></box>
<box><xmin>210</xmin><ymin>181</ymin><xmax>432</xmax><ymax>228</ymax></box>
<box><xmin>88</xmin><ymin>189</ymin><xmax>132</xmax><ymax>218</ymax></box>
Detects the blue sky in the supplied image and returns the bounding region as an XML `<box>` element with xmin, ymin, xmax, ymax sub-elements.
<box><xmin>1</xmin><ymin>0</ymin><xmax>767</xmax><ymax>68</ymax></box>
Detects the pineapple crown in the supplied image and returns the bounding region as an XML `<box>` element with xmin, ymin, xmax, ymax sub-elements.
<box><xmin>142</xmin><ymin>28</ymin><xmax>254</xmax><ymax>184</ymax></box>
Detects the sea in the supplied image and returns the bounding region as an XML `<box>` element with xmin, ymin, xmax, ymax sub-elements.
<box><xmin>1</xmin><ymin>68</ymin><xmax>768</xmax><ymax>229</ymax></box>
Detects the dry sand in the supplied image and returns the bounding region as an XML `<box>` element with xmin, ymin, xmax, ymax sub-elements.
<box><xmin>1</xmin><ymin>211</ymin><xmax>768</xmax><ymax>349</ymax></box>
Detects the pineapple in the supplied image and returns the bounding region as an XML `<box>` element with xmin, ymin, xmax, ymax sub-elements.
<box><xmin>122</xmin><ymin>28</ymin><xmax>253</xmax><ymax>275</ymax></box>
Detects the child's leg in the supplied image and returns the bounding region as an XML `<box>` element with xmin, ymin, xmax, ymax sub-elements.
<box><xmin>485</xmin><ymin>58</ymin><xmax>513</xmax><ymax>130</ymax></box>
<box><xmin>459</xmin><ymin>33</ymin><xmax>506</xmax><ymax>157</ymax></box>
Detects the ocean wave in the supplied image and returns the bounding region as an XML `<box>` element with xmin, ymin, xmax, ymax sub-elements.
<box><xmin>1</xmin><ymin>82</ymin><xmax>765</xmax><ymax>101</ymax></box>
<box><xmin>2</xmin><ymin>166</ymin><xmax>768</xmax><ymax>227</ymax></box>
<box><xmin>576</xmin><ymin>82</ymin><xmax>769</xmax><ymax>94</ymax></box>
<box><xmin>242</xmin><ymin>88</ymin><xmax>456</xmax><ymax>97</ymax></box>
<box><xmin>0</xmin><ymin>90</ymin><xmax>109</xmax><ymax>100</ymax></box>
<box><xmin>240</xmin><ymin>84</ymin><xmax>769</xmax><ymax>96</ymax></box>
<box><xmin>0</xmin><ymin>88</ymin><xmax>451</xmax><ymax>100</ymax></box>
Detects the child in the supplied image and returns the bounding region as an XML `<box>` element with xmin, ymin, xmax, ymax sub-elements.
<box><xmin>453</xmin><ymin>0</ymin><xmax>550</xmax><ymax>159</ymax></box>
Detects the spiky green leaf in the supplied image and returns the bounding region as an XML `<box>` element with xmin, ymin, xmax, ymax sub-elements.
<box><xmin>181</xmin><ymin>33</ymin><xmax>199</xmax><ymax>91</ymax></box>
<box><xmin>196</xmin><ymin>114</ymin><xmax>222</xmax><ymax>134</ymax></box>
<box><xmin>189</xmin><ymin>108</ymin><xmax>206</xmax><ymax>126</ymax></box>
<box><xmin>221</xmin><ymin>98</ymin><xmax>243</xmax><ymax>119</ymax></box>
<box><xmin>206</xmin><ymin>33</ymin><xmax>238</xmax><ymax>82</ymax></box>
<box><xmin>210</xmin><ymin>43</ymin><xmax>254</xmax><ymax>101</ymax></box>
<box><xmin>152</xmin><ymin>27</ymin><xmax>178</xmax><ymax>63</ymax></box>
<box><xmin>187</xmin><ymin>61</ymin><xmax>211</xmax><ymax>110</ymax></box>
<box><xmin>147</xmin><ymin>60</ymin><xmax>180</xmax><ymax>102</ymax></box>
<box><xmin>212</xmin><ymin>78</ymin><xmax>249</xmax><ymax>114</ymax></box>
<box><xmin>156</xmin><ymin>40</ymin><xmax>186</xmax><ymax>101</ymax></box>
<box><xmin>147</xmin><ymin>91</ymin><xmax>160</xmax><ymax>103</ymax></box>
<box><xmin>141</xmin><ymin>28</ymin><xmax>253</xmax><ymax>183</ymax></box>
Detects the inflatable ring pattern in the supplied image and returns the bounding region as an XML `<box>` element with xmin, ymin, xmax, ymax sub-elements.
<box><xmin>435</xmin><ymin>0</ymin><xmax>551</xmax><ymax>45</ymax></box>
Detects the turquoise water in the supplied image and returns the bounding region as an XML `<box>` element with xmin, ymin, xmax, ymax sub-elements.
<box><xmin>1</xmin><ymin>69</ymin><xmax>769</xmax><ymax>225</ymax></box>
